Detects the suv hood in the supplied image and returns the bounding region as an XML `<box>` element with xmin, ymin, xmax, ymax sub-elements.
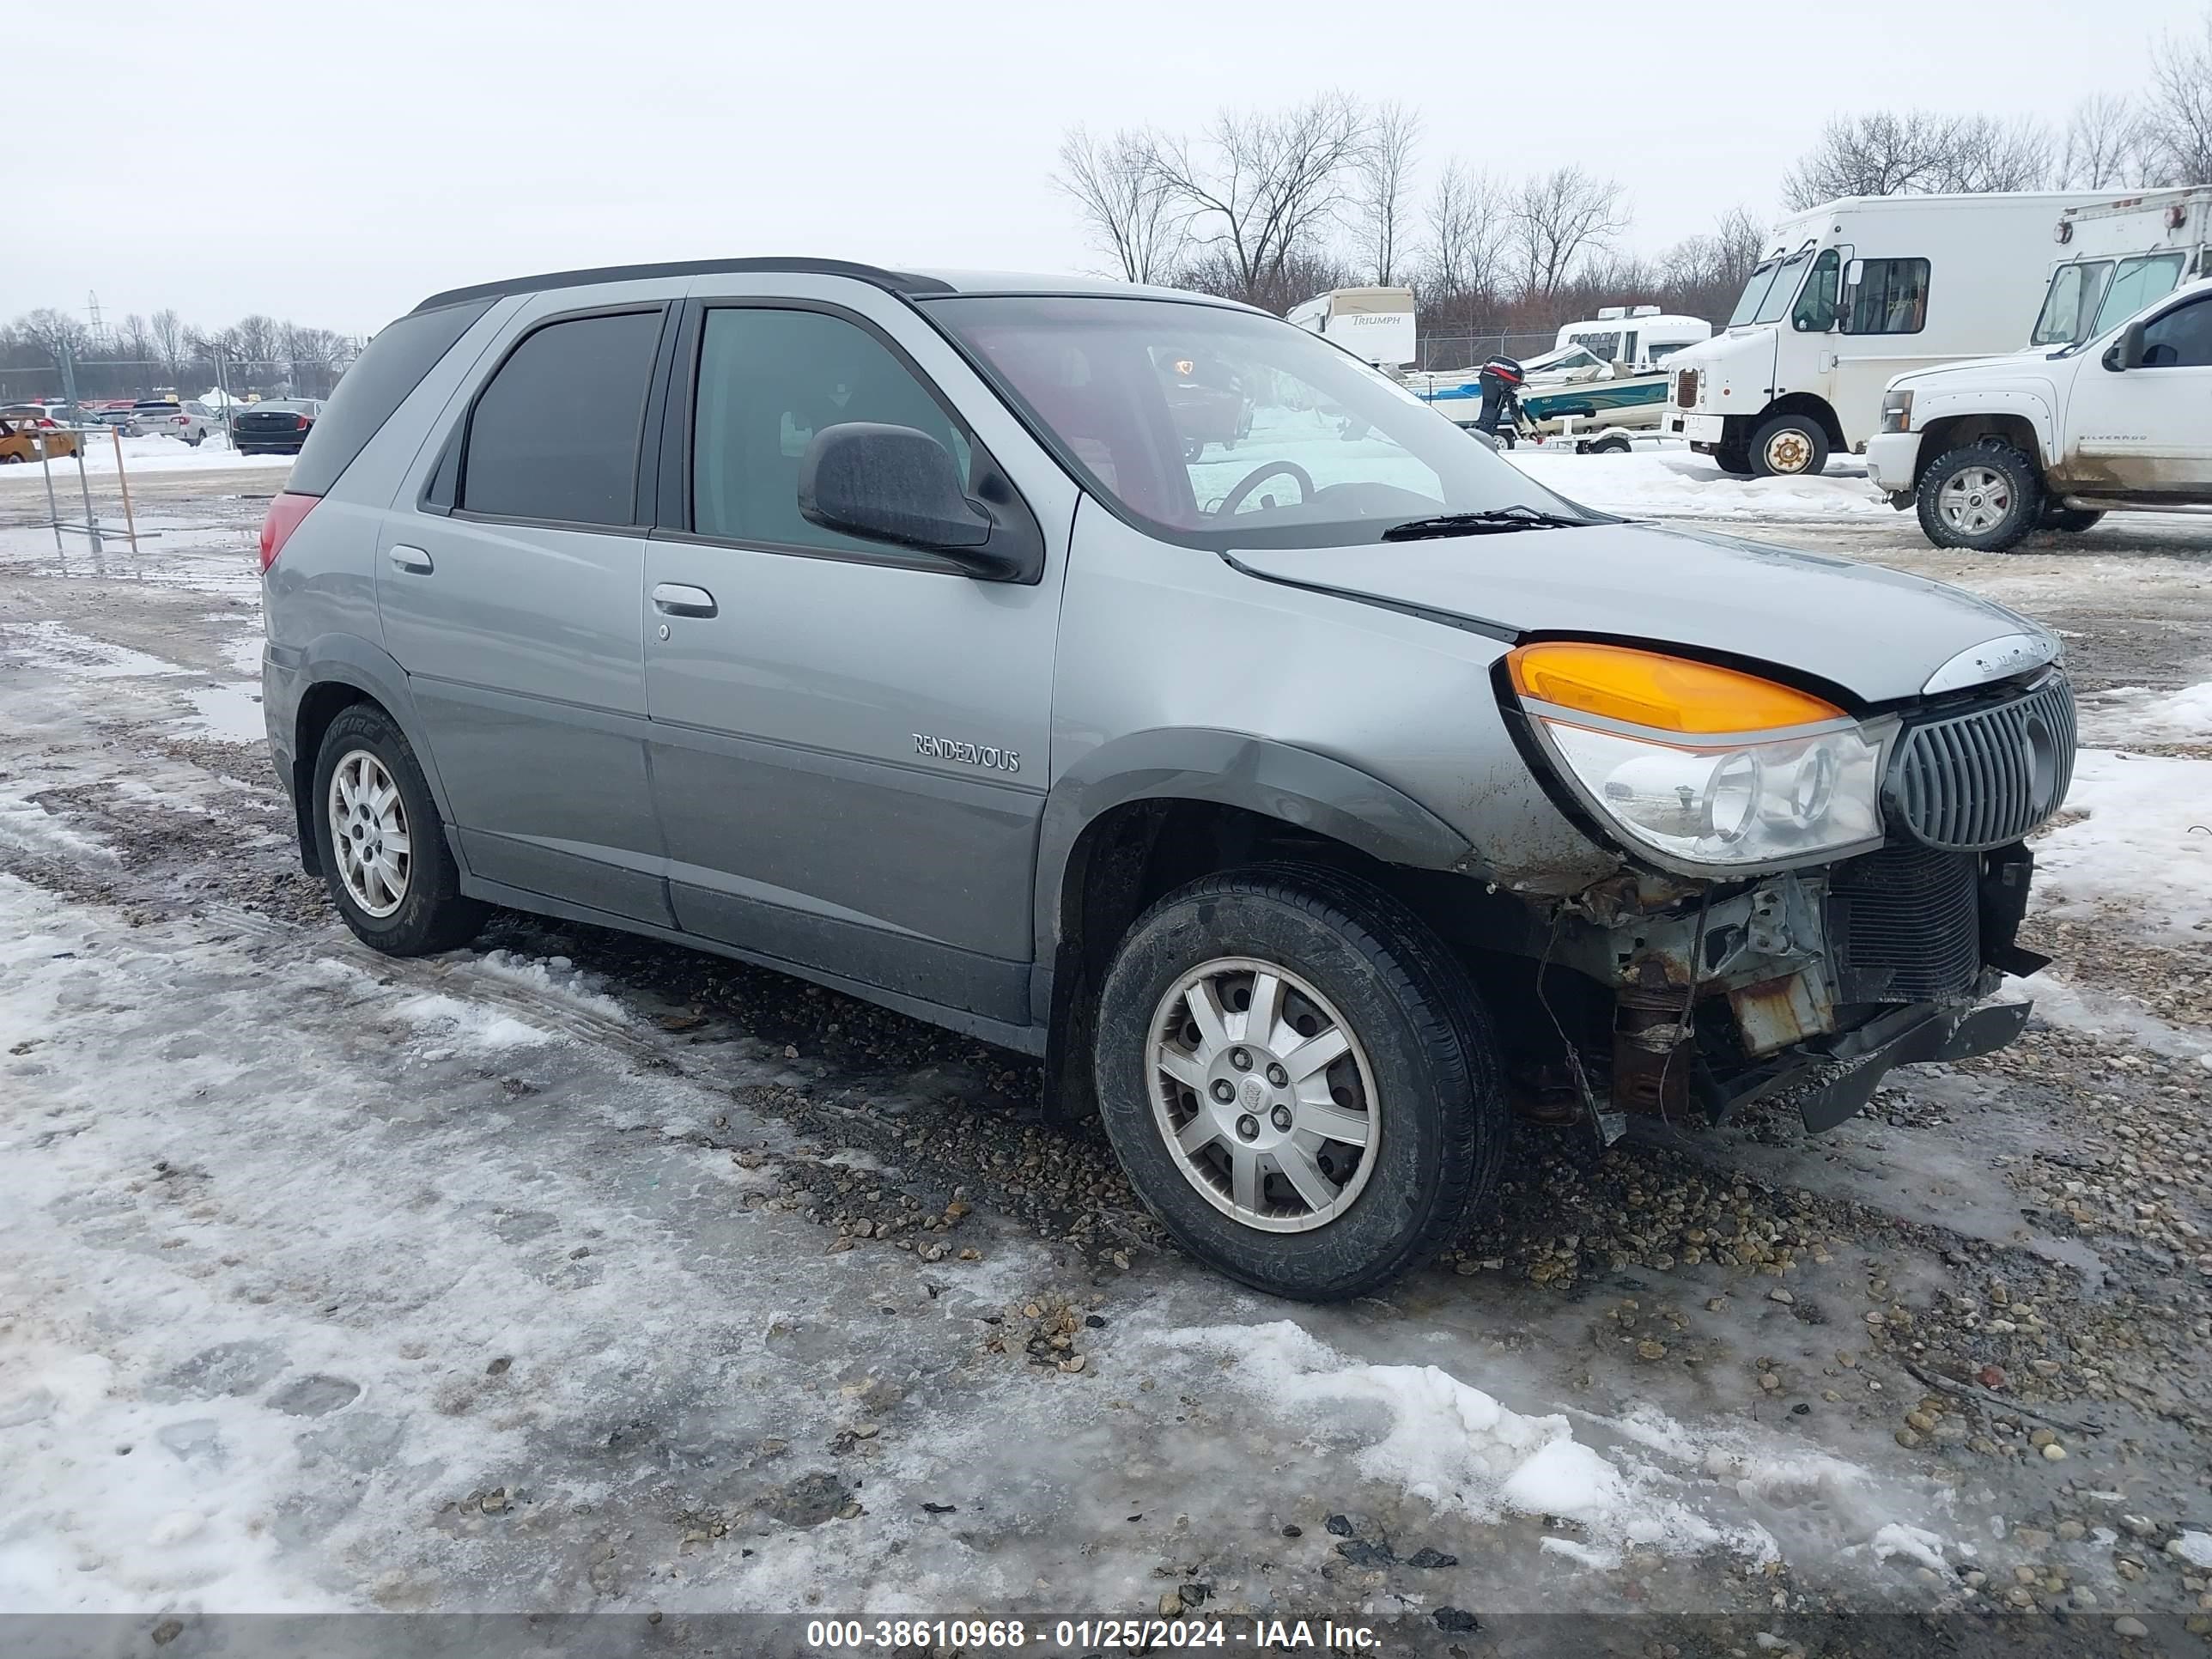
<box><xmin>1232</xmin><ymin>521</ymin><xmax>2045</xmax><ymax>705</ymax></box>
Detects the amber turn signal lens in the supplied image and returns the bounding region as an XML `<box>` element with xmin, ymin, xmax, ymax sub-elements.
<box><xmin>1507</xmin><ymin>641</ymin><xmax>1842</xmax><ymax>735</ymax></box>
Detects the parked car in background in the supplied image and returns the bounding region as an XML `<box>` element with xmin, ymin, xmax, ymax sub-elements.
<box><xmin>88</xmin><ymin>404</ymin><xmax>139</xmax><ymax>428</ymax></box>
<box><xmin>140</xmin><ymin>400</ymin><xmax>218</xmax><ymax>445</ymax></box>
<box><xmin>1867</xmin><ymin>276</ymin><xmax>2212</xmax><ymax>549</ymax></box>
<box><xmin>231</xmin><ymin>398</ymin><xmax>323</xmax><ymax>455</ymax></box>
<box><xmin>258</xmin><ymin>258</ymin><xmax>2076</xmax><ymax>1300</ymax></box>
<box><xmin>0</xmin><ymin>413</ymin><xmax>81</xmax><ymax>462</ymax></box>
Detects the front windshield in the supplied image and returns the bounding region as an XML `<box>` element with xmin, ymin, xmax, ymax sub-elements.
<box><xmin>923</xmin><ymin>294</ymin><xmax>1588</xmax><ymax>550</ymax></box>
<box><xmin>2031</xmin><ymin>261</ymin><xmax>2113</xmax><ymax>346</ymax></box>
<box><xmin>1728</xmin><ymin>258</ymin><xmax>1784</xmax><ymax>325</ymax></box>
<box><xmin>2090</xmin><ymin>252</ymin><xmax>2186</xmax><ymax>336</ymax></box>
<box><xmin>1753</xmin><ymin>249</ymin><xmax>1814</xmax><ymax>325</ymax></box>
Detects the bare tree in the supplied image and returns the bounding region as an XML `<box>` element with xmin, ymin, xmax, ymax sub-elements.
<box><xmin>1509</xmin><ymin>166</ymin><xmax>1628</xmax><ymax>297</ymax></box>
<box><xmin>1350</xmin><ymin>100</ymin><xmax>1420</xmax><ymax>285</ymax></box>
<box><xmin>115</xmin><ymin>314</ymin><xmax>157</xmax><ymax>394</ymax></box>
<box><xmin>1144</xmin><ymin>92</ymin><xmax>1370</xmax><ymax>309</ymax></box>
<box><xmin>1054</xmin><ymin>125</ymin><xmax>1177</xmax><ymax>284</ymax></box>
<box><xmin>1945</xmin><ymin>113</ymin><xmax>2055</xmax><ymax>192</ymax></box>
<box><xmin>232</xmin><ymin>314</ymin><xmax>285</xmax><ymax>370</ymax></box>
<box><xmin>2060</xmin><ymin>94</ymin><xmax>2149</xmax><ymax>187</ymax></box>
<box><xmin>149</xmin><ymin>309</ymin><xmax>191</xmax><ymax>391</ymax></box>
<box><xmin>1784</xmin><ymin>109</ymin><xmax>2052</xmax><ymax>208</ymax></box>
<box><xmin>15</xmin><ymin>307</ymin><xmax>92</xmax><ymax>369</ymax></box>
<box><xmin>1658</xmin><ymin>206</ymin><xmax>1768</xmax><ymax>318</ymax></box>
<box><xmin>2143</xmin><ymin>9</ymin><xmax>2212</xmax><ymax>185</ymax></box>
<box><xmin>1418</xmin><ymin>162</ymin><xmax>1510</xmax><ymax>306</ymax></box>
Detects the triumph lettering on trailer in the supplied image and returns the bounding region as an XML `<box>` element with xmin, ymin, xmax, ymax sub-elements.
<box><xmin>915</xmin><ymin>733</ymin><xmax>1021</xmax><ymax>774</ymax></box>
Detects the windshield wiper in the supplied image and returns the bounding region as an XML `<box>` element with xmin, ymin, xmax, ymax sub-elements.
<box><xmin>1380</xmin><ymin>507</ymin><xmax>1588</xmax><ymax>541</ymax></box>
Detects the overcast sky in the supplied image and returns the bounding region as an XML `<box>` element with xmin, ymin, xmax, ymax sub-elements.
<box><xmin>14</xmin><ymin>0</ymin><xmax>2204</xmax><ymax>335</ymax></box>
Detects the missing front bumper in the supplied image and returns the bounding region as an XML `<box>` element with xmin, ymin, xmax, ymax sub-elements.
<box><xmin>1703</xmin><ymin>996</ymin><xmax>2032</xmax><ymax>1134</ymax></box>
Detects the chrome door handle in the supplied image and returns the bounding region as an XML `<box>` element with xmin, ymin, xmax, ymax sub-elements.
<box><xmin>652</xmin><ymin>582</ymin><xmax>718</xmax><ymax>618</ymax></box>
<box><xmin>389</xmin><ymin>545</ymin><xmax>434</xmax><ymax>574</ymax></box>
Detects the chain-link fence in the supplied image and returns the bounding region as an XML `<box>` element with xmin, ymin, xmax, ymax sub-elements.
<box><xmin>0</xmin><ymin>354</ymin><xmax>352</xmax><ymax>408</ymax></box>
<box><xmin>1414</xmin><ymin>331</ymin><xmax>1559</xmax><ymax>374</ymax></box>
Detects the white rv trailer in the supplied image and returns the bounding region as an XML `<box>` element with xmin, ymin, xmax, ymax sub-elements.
<box><xmin>1288</xmin><ymin>287</ymin><xmax>1417</xmax><ymax>368</ymax></box>
<box><xmin>1660</xmin><ymin>190</ymin><xmax>2116</xmax><ymax>476</ymax></box>
<box><xmin>1553</xmin><ymin>307</ymin><xmax>1711</xmax><ymax>373</ymax></box>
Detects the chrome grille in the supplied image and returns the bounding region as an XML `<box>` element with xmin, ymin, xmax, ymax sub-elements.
<box><xmin>1889</xmin><ymin>675</ymin><xmax>2075</xmax><ymax>852</ymax></box>
<box><xmin>1674</xmin><ymin>368</ymin><xmax>1699</xmax><ymax>409</ymax></box>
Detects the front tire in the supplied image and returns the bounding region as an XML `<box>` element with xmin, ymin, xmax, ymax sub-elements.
<box><xmin>1712</xmin><ymin>442</ymin><xmax>1753</xmax><ymax>476</ymax></box>
<box><xmin>1917</xmin><ymin>441</ymin><xmax>2043</xmax><ymax>552</ymax></box>
<box><xmin>1093</xmin><ymin>866</ymin><xmax>1506</xmax><ymax>1301</ymax></box>
<box><xmin>313</xmin><ymin>704</ymin><xmax>484</xmax><ymax>956</ymax></box>
<box><xmin>1750</xmin><ymin>413</ymin><xmax>1828</xmax><ymax>477</ymax></box>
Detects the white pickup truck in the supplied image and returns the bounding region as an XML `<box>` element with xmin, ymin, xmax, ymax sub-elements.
<box><xmin>1865</xmin><ymin>276</ymin><xmax>2212</xmax><ymax>550</ymax></box>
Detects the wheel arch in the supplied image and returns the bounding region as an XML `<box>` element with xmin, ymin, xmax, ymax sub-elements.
<box><xmin>1031</xmin><ymin>730</ymin><xmax>1474</xmax><ymax>1121</ymax></box>
<box><xmin>1911</xmin><ymin>406</ymin><xmax>2052</xmax><ymax>489</ymax></box>
<box><xmin>287</xmin><ymin>636</ymin><xmax>453</xmax><ymax>876</ymax></box>
<box><xmin>1762</xmin><ymin>392</ymin><xmax>1845</xmax><ymax>452</ymax></box>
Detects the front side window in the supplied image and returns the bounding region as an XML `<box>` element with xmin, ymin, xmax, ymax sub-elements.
<box><xmin>924</xmin><ymin>294</ymin><xmax>1588</xmax><ymax>551</ymax></box>
<box><xmin>690</xmin><ymin>307</ymin><xmax>971</xmax><ymax>554</ymax></box>
<box><xmin>2031</xmin><ymin>261</ymin><xmax>2114</xmax><ymax>346</ymax></box>
<box><xmin>2140</xmin><ymin>295</ymin><xmax>2212</xmax><ymax>368</ymax></box>
<box><xmin>1649</xmin><ymin>342</ymin><xmax>1690</xmax><ymax>362</ymax></box>
<box><xmin>2092</xmin><ymin>252</ymin><xmax>2187</xmax><ymax>337</ymax></box>
<box><xmin>1791</xmin><ymin>250</ymin><xmax>1840</xmax><ymax>331</ymax></box>
<box><xmin>1753</xmin><ymin>249</ymin><xmax>1814</xmax><ymax>325</ymax></box>
<box><xmin>461</xmin><ymin>309</ymin><xmax>661</xmax><ymax>526</ymax></box>
<box><xmin>1844</xmin><ymin>258</ymin><xmax>1930</xmax><ymax>334</ymax></box>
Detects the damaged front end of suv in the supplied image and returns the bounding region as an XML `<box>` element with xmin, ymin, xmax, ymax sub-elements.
<box><xmin>1482</xmin><ymin>635</ymin><xmax>2073</xmax><ymax>1140</ymax></box>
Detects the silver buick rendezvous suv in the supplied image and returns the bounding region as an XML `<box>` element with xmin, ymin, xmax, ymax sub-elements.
<box><xmin>259</xmin><ymin>258</ymin><xmax>2073</xmax><ymax>1299</ymax></box>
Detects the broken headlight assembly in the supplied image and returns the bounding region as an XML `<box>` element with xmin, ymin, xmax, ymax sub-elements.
<box><xmin>1508</xmin><ymin>641</ymin><xmax>1894</xmax><ymax>871</ymax></box>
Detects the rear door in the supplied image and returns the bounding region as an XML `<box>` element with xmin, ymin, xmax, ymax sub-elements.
<box><xmin>374</xmin><ymin>295</ymin><xmax>678</xmax><ymax>925</ymax></box>
<box><xmin>641</xmin><ymin>279</ymin><xmax>1068</xmax><ymax>1028</ymax></box>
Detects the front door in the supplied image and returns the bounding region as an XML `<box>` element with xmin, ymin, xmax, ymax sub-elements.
<box><xmin>376</xmin><ymin>301</ymin><xmax>674</xmax><ymax>925</ymax></box>
<box><xmin>642</xmin><ymin>297</ymin><xmax>1061</xmax><ymax>1025</ymax></box>
<box><xmin>2063</xmin><ymin>288</ymin><xmax>2212</xmax><ymax>495</ymax></box>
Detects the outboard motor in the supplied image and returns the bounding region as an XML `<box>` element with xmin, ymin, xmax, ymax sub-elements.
<box><xmin>1475</xmin><ymin>356</ymin><xmax>1525</xmax><ymax>440</ymax></box>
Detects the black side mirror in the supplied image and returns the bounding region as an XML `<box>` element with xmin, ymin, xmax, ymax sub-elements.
<box><xmin>799</xmin><ymin>422</ymin><xmax>997</xmax><ymax>558</ymax></box>
<box><xmin>2106</xmin><ymin>320</ymin><xmax>2148</xmax><ymax>372</ymax></box>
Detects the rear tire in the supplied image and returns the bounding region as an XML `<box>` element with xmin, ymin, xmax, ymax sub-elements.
<box><xmin>1916</xmin><ymin>441</ymin><xmax>2043</xmax><ymax>552</ymax></box>
<box><xmin>1092</xmin><ymin>864</ymin><xmax>1506</xmax><ymax>1301</ymax></box>
<box><xmin>312</xmin><ymin>703</ymin><xmax>485</xmax><ymax>956</ymax></box>
<box><xmin>1750</xmin><ymin>413</ymin><xmax>1829</xmax><ymax>477</ymax></box>
<box><xmin>2045</xmin><ymin>506</ymin><xmax>2105</xmax><ymax>533</ymax></box>
<box><xmin>1589</xmin><ymin>434</ymin><xmax>1632</xmax><ymax>455</ymax></box>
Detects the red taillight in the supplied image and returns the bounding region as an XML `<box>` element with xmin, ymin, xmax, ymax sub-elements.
<box><xmin>258</xmin><ymin>491</ymin><xmax>319</xmax><ymax>573</ymax></box>
<box><xmin>295</xmin><ymin>415</ymin><xmax>311</xmax><ymax>430</ymax></box>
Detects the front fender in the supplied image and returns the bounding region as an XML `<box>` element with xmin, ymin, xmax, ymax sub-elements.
<box><xmin>1916</xmin><ymin>387</ymin><xmax>2060</xmax><ymax>468</ymax></box>
<box><xmin>1031</xmin><ymin>726</ymin><xmax>1473</xmax><ymax>962</ymax></box>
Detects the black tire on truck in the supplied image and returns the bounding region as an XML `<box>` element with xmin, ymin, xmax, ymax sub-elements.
<box><xmin>1749</xmin><ymin>412</ymin><xmax>1829</xmax><ymax>477</ymax></box>
<box><xmin>1092</xmin><ymin>864</ymin><xmax>1508</xmax><ymax>1301</ymax></box>
<box><xmin>1712</xmin><ymin>443</ymin><xmax>1753</xmax><ymax>476</ymax></box>
<box><xmin>2044</xmin><ymin>506</ymin><xmax>2105</xmax><ymax>533</ymax></box>
<box><xmin>1916</xmin><ymin>441</ymin><xmax>2045</xmax><ymax>553</ymax></box>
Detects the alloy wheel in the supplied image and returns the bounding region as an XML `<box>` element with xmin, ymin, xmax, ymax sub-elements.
<box><xmin>1146</xmin><ymin>957</ymin><xmax>1379</xmax><ymax>1233</ymax></box>
<box><xmin>327</xmin><ymin>749</ymin><xmax>412</xmax><ymax>918</ymax></box>
<box><xmin>1938</xmin><ymin>465</ymin><xmax>2013</xmax><ymax>534</ymax></box>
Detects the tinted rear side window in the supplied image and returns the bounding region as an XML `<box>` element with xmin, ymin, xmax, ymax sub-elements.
<box><xmin>287</xmin><ymin>298</ymin><xmax>493</xmax><ymax>496</ymax></box>
<box><xmin>460</xmin><ymin>310</ymin><xmax>662</xmax><ymax>526</ymax></box>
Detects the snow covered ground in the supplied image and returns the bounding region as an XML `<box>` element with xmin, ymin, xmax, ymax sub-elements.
<box><xmin>1506</xmin><ymin>444</ymin><xmax>1893</xmax><ymax>521</ymax></box>
<box><xmin>3</xmin><ymin>474</ymin><xmax>2212</xmax><ymax>1637</ymax></box>
<box><xmin>2</xmin><ymin>433</ymin><xmax>294</xmax><ymax>479</ymax></box>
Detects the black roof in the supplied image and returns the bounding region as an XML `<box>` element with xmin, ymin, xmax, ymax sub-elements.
<box><xmin>412</xmin><ymin>257</ymin><xmax>955</xmax><ymax>313</ymax></box>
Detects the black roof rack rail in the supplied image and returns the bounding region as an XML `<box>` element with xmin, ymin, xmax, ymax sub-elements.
<box><xmin>412</xmin><ymin>257</ymin><xmax>954</xmax><ymax>314</ymax></box>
